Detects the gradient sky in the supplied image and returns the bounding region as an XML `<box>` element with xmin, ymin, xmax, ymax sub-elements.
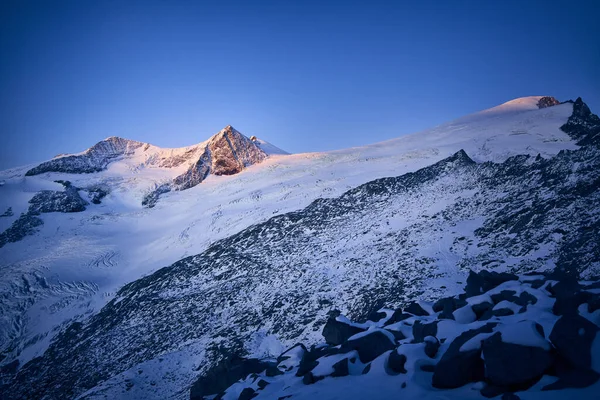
<box><xmin>1</xmin><ymin>0</ymin><xmax>599</xmax><ymax>170</ymax></box>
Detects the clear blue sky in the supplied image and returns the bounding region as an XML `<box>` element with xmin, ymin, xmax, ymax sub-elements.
<box><xmin>1</xmin><ymin>0</ymin><xmax>599</xmax><ymax>169</ymax></box>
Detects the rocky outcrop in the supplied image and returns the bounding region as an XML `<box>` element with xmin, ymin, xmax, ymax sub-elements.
<box><xmin>561</xmin><ymin>97</ymin><xmax>600</xmax><ymax>146</ymax></box>
<box><xmin>25</xmin><ymin>137</ymin><xmax>144</xmax><ymax>176</ymax></box>
<box><xmin>0</xmin><ymin>182</ymin><xmax>88</xmax><ymax>248</ymax></box>
<box><xmin>537</xmin><ymin>96</ymin><xmax>560</xmax><ymax>108</ymax></box>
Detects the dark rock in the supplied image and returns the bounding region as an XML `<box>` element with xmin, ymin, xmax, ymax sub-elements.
<box><xmin>433</xmin><ymin>297</ymin><xmax>467</xmax><ymax>320</ymax></box>
<box><xmin>482</xmin><ymin>332</ymin><xmax>553</xmax><ymax>389</ymax></box>
<box><xmin>386</xmin><ymin>328</ymin><xmax>407</xmax><ymax>342</ymax></box>
<box><xmin>383</xmin><ymin>309</ymin><xmax>412</xmax><ymax>326</ymax></box>
<box><xmin>537</xmin><ymin>96</ymin><xmax>560</xmax><ymax>109</ymax></box>
<box><xmin>465</xmin><ymin>270</ymin><xmax>518</xmax><ymax>298</ymax></box>
<box><xmin>25</xmin><ymin>137</ymin><xmax>144</xmax><ymax>176</ymax></box>
<box><xmin>190</xmin><ymin>356</ymin><xmax>273</xmax><ymax>400</ymax></box>
<box><xmin>322</xmin><ymin>317</ymin><xmax>365</xmax><ymax>346</ymax></box>
<box><xmin>257</xmin><ymin>379</ymin><xmax>269</xmax><ymax>389</ymax></box>
<box><xmin>0</xmin><ymin>213</ymin><xmax>43</xmax><ymax>248</ymax></box>
<box><xmin>516</xmin><ymin>291</ymin><xmax>537</xmax><ymax>306</ymax></box>
<box><xmin>366</xmin><ymin>310</ymin><xmax>387</xmax><ymax>322</ymax></box>
<box><xmin>549</xmin><ymin>314</ymin><xmax>599</xmax><ymax>370</ymax></box>
<box><xmin>142</xmin><ymin>183</ymin><xmax>171</xmax><ymax>208</ymax></box>
<box><xmin>331</xmin><ymin>358</ymin><xmax>349</xmax><ymax>377</ymax></box>
<box><xmin>472</xmin><ymin>302</ymin><xmax>494</xmax><ymax>320</ymax></box>
<box><xmin>432</xmin><ymin>323</ymin><xmax>496</xmax><ymax>388</ymax></box>
<box><xmin>501</xmin><ymin>393</ymin><xmax>521</xmax><ymax>400</ymax></box>
<box><xmin>302</xmin><ymin>372</ymin><xmax>323</xmax><ymax>385</ymax></box>
<box><xmin>265</xmin><ymin>365</ymin><xmax>283</xmax><ymax>377</ymax></box>
<box><xmin>361</xmin><ymin>364</ymin><xmax>371</xmax><ymax>374</ymax></box>
<box><xmin>28</xmin><ymin>187</ymin><xmax>88</xmax><ymax>214</ymax></box>
<box><xmin>387</xmin><ymin>350</ymin><xmax>407</xmax><ymax>374</ymax></box>
<box><xmin>295</xmin><ymin>345</ymin><xmax>340</xmax><ymax>377</ymax></box>
<box><xmin>560</xmin><ymin>97</ymin><xmax>600</xmax><ymax>146</ymax></box>
<box><xmin>340</xmin><ymin>331</ymin><xmax>396</xmax><ymax>363</ymax></box>
<box><xmin>238</xmin><ymin>387</ymin><xmax>257</xmax><ymax>400</ymax></box>
<box><xmin>86</xmin><ymin>185</ymin><xmax>110</xmax><ymax>204</ymax></box>
<box><xmin>492</xmin><ymin>308</ymin><xmax>514</xmax><ymax>317</ymax></box>
<box><xmin>0</xmin><ymin>207</ymin><xmax>13</xmax><ymax>217</ymax></box>
<box><xmin>420</xmin><ymin>364</ymin><xmax>436</xmax><ymax>372</ymax></box>
<box><xmin>424</xmin><ymin>336</ymin><xmax>440</xmax><ymax>358</ymax></box>
<box><xmin>405</xmin><ymin>302</ymin><xmax>429</xmax><ymax>316</ymax></box>
<box><xmin>491</xmin><ymin>290</ymin><xmax>518</xmax><ymax>304</ymax></box>
<box><xmin>412</xmin><ymin>320</ymin><xmax>438</xmax><ymax>343</ymax></box>
<box><xmin>401</xmin><ymin>382</ymin><xmax>407</xmax><ymax>388</ymax></box>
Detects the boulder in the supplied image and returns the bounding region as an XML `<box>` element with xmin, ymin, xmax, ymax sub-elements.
<box><xmin>405</xmin><ymin>302</ymin><xmax>429</xmax><ymax>316</ymax></box>
<box><xmin>296</xmin><ymin>346</ymin><xmax>340</xmax><ymax>377</ymax></box>
<box><xmin>482</xmin><ymin>332</ymin><xmax>553</xmax><ymax>389</ymax></box>
<box><xmin>190</xmin><ymin>356</ymin><xmax>273</xmax><ymax>400</ymax></box>
<box><xmin>331</xmin><ymin>358</ymin><xmax>349</xmax><ymax>377</ymax></box>
<box><xmin>549</xmin><ymin>314</ymin><xmax>599</xmax><ymax>370</ymax></box>
<box><xmin>424</xmin><ymin>336</ymin><xmax>440</xmax><ymax>358</ymax></box>
<box><xmin>433</xmin><ymin>297</ymin><xmax>467</xmax><ymax>320</ymax></box>
<box><xmin>340</xmin><ymin>331</ymin><xmax>396</xmax><ymax>363</ymax></box>
<box><xmin>465</xmin><ymin>270</ymin><xmax>517</xmax><ymax>298</ymax></box>
<box><xmin>383</xmin><ymin>308</ymin><xmax>412</xmax><ymax>326</ymax></box>
<box><xmin>432</xmin><ymin>323</ymin><xmax>496</xmax><ymax>388</ymax></box>
<box><xmin>387</xmin><ymin>350</ymin><xmax>407</xmax><ymax>374</ymax></box>
<box><xmin>472</xmin><ymin>302</ymin><xmax>494</xmax><ymax>320</ymax></box>
<box><xmin>238</xmin><ymin>387</ymin><xmax>257</xmax><ymax>400</ymax></box>
<box><xmin>412</xmin><ymin>320</ymin><xmax>438</xmax><ymax>343</ymax></box>
<box><xmin>322</xmin><ymin>317</ymin><xmax>365</xmax><ymax>346</ymax></box>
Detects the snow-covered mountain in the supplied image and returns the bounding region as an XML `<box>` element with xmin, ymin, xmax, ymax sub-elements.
<box><xmin>0</xmin><ymin>96</ymin><xmax>599</xmax><ymax>399</ymax></box>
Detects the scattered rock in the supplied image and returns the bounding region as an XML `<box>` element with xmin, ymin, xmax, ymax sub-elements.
<box><xmin>340</xmin><ymin>331</ymin><xmax>396</xmax><ymax>363</ymax></box>
<box><xmin>412</xmin><ymin>320</ymin><xmax>438</xmax><ymax>343</ymax></box>
<box><xmin>405</xmin><ymin>302</ymin><xmax>429</xmax><ymax>316</ymax></box>
<box><xmin>322</xmin><ymin>317</ymin><xmax>365</xmax><ymax>346</ymax></box>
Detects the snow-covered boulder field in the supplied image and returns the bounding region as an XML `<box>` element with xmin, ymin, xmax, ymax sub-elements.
<box><xmin>201</xmin><ymin>270</ymin><xmax>600</xmax><ymax>400</ymax></box>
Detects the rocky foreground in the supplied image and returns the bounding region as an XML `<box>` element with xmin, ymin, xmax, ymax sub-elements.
<box><xmin>192</xmin><ymin>270</ymin><xmax>600</xmax><ymax>400</ymax></box>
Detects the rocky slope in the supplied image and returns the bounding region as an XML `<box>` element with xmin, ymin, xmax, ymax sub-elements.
<box><xmin>1</xmin><ymin>98</ymin><xmax>599</xmax><ymax>399</ymax></box>
<box><xmin>198</xmin><ymin>270</ymin><xmax>600</xmax><ymax>400</ymax></box>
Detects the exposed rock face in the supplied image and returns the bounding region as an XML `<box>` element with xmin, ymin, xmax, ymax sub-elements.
<box><xmin>172</xmin><ymin>125</ymin><xmax>267</xmax><ymax>191</ymax></box>
<box><xmin>0</xmin><ymin>214</ymin><xmax>43</xmax><ymax>248</ymax></box>
<box><xmin>537</xmin><ymin>96</ymin><xmax>560</xmax><ymax>109</ymax></box>
<box><xmin>0</xmin><ymin>182</ymin><xmax>88</xmax><ymax>248</ymax></box>
<box><xmin>561</xmin><ymin>97</ymin><xmax>600</xmax><ymax>146</ymax></box>
<box><xmin>25</xmin><ymin>137</ymin><xmax>144</xmax><ymax>176</ymax></box>
<box><xmin>144</xmin><ymin>126</ymin><xmax>268</xmax><ymax>206</ymax></box>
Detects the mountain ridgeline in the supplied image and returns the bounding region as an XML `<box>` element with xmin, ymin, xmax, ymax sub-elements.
<box><xmin>2</xmin><ymin>98</ymin><xmax>600</xmax><ymax>399</ymax></box>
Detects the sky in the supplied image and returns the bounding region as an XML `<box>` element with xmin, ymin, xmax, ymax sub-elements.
<box><xmin>1</xmin><ymin>0</ymin><xmax>599</xmax><ymax>170</ymax></box>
